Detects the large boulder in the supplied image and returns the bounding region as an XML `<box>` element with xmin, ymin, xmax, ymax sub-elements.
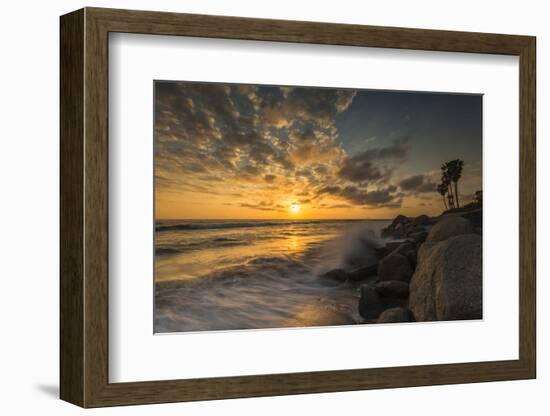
<box><xmin>377</xmin><ymin>307</ymin><xmax>416</xmax><ymax>323</ymax></box>
<box><xmin>348</xmin><ymin>264</ymin><xmax>377</xmax><ymax>282</ymax></box>
<box><xmin>460</xmin><ymin>209</ymin><xmax>482</xmax><ymax>229</ymax></box>
<box><xmin>381</xmin><ymin>215</ymin><xmax>410</xmax><ymax>238</ymax></box>
<box><xmin>358</xmin><ymin>285</ymin><xmax>385</xmax><ymax>320</ymax></box>
<box><xmin>391</xmin><ymin>241</ymin><xmax>415</xmax><ymax>256</ymax></box>
<box><xmin>378</xmin><ymin>252</ymin><xmax>413</xmax><ymax>282</ymax></box>
<box><xmin>411</xmin><ymin>214</ymin><xmax>431</xmax><ymax>227</ymax></box>
<box><xmin>376</xmin><ymin>280</ymin><xmax>409</xmax><ymax>308</ymax></box>
<box><xmin>375</xmin><ymin>242</ymin><xmax>402</xmax><ymax>259</ymax></box>
<box><xmin>389</xmin><ymin>242</ymin><xmax>417</xmax><ymax>267</ymax></box>
<box><xmin>376</xmin><ymin>280</ymin><xmax>410</xmax><ymax>298</ymax></box>
<box><xmin>408</xmin><ymin>230</ymin><xmax>428</xmax><ymax>245</ymax></box>
<box><xmin>426</xmin><ymin>216</ymin><xmax>473</xmax><ymax>243</ymax></box>
<box><xmin>409</xmin><ymin>234</ymin><xmax>482</xmax><ymax>321</ymax></box>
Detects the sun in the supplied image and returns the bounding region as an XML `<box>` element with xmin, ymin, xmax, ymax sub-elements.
<box><xmin>289</xmin><ymin>202</ymin><xmax>301</xmax><ymax>214</ymax></box>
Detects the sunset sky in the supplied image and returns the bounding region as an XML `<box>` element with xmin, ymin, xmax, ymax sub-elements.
<box><xmin>155</xmin><ymin>82</ymin><xmax>482</xmax><ymax>220</ymax></box>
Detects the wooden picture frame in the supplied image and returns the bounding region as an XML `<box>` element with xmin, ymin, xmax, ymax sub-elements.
<box><xmin>60</xmin><ymin>7</ymin><xmax>536</xmax><ymax>408</ymax></box>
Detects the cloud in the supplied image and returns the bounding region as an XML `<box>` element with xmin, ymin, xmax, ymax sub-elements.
<box><xmin>239</xmin><ymin>201</ymin><xmax>285</xmax><ymax>212</ymax></box>
<box><xmin>318</xmin><ymin>184</ymin><xmax>401</xmax><ymax>208</ymax></box>
<box><xmin>399</xmin><ymin>174</ymin><xmax>437</xmax><ymax>194</ymax></box>
<box><xmin>156</xmin><ymin>82</ymin><xmax>410</xmax><ymax>214</ymax></box>
<box><xmin>155</xmin><ymin>82</ymin><xmax>356</xmax><ymax>199</ymax></box>
<box><xmin>320</xmin><ymin>204</ymin><xmax>352</xmax><ymax>209</ymax></box>
<box><xmin>261</xmin><ymin>88</ymin><xmax>357</xmax><ymax>130</ymax></box>
<box><xmin>240</xmin><ymin>164</ymin><xmax>262</xmax><ymax>176</ymax></box>
<box><xmin>240</xmin><ymin>203</ymin><xmax>273</xmax><ymax>211</ymax></box>
<box><xmin>155</xmin><ymin>83</ymin><xmax>305</xmax><ymax>192</ymax></box>
<box><xmin>338</xmin><ymin>157</ymin><xmax>385</xmax><ymax>183</ymax></box>
<box><xmin>335</xmin><ymin>90</ymin><xmax>357</xmax><ymax>113</ymax></box>
<box><xmin>337</xmin><ymin>138</ymin><xmax>410</xmax><ymax>183</ymax></box>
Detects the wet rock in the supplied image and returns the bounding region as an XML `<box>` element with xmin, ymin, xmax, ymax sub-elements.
<box><xmin>411</xmin><ymin>214</ymin><xmax>431</xmax><ymax>227</ymax></box>
<box><xmin>381</xmin><ymin>215</ymin><xmax>410</xmax><ymax>238</ymax></box>
<box><xmin>404</xmin><ymin>224</ymin><xmax>424</xmax><ymax>236</ymax></box>
<box><xmin>378</xmin><ymin>252</ymin><xmax>413</xmax><ymax>282</ymax></box>
<box><xmin>377</xmin><ymin>307</ymin><xmax>416</xmax><ymax>323</ymax></box>
<box><xmin>382</xmin><ymin>214</ymin><xmax>434</xmax><ymax>239</ymax></box>
<box><xmin>391</xmin><ymin>242</ymin><xmax>416</xmax><ymax>256</ymax></box>
<box><xmin>408</xmin><ymin>230</ymin><xmax>428</xmax><ymax>244</ymax></box>
<box><xmin>405</xmin><ymin>251</ymin><xmax>417</xmax><ymax>268</ymax></box>
<box><xmin>319</xmin><ymin>268</ymin><xmax>349</xmax><ymax>285</ymax></box>
<box><xmin>459</xmin><ymin>209</ymin><xmax>482</xmax><ymax>229</ymax></box>
<box><xmin>410</xmin><ymin>234</ymin><xmax>482</xmax><ymax>321</ymax></box>
<box><xmin>426</xmin><ymin>216</ymin><xmax>473</xmax><ymax>244</ymax></box>
<box><xmin>358</xmin><ymin>284</ymin><xmax>385</xmax><ymax>320</ymax></box>
<box><xmin>375</xmin><ymin>280</ymin><xmax>410</xmax><ymax>298</ymax></box>
<box><xmin>376</xmin><ymin>280</ymin><xmax>410</xmax><ymax>308</ymax></box>
<box><xmin>375</xmin><ymin>242</ymin><xmax>403</xmax><ymax>259</ymax></box>
<box><xmin>349</xmin><ymin>264</ymin><xmax>378</xmax><ymax>282</ymax></box>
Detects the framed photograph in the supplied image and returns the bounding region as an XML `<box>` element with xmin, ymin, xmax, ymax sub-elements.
<box><xmin>60</xmin><ymin>7</ymin><xmax>536</xmax><ymax>407</ymax></box>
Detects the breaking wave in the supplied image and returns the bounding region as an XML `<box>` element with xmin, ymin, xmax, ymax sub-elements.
<box><xmin>154</xmin><ymin>219</ymin><xmax>390</xmax><ymax>333</ymax></box>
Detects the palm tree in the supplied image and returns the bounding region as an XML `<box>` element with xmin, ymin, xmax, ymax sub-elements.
<box><xmin>446</xmin><ymin>159</ymin><xmax>464</xmax><ymax>208</ymax></box>
<box><xmin>440</xmin><ymin>164</ymin><xmax>455</xmax><ymax>209</ymax></box>
<box><xmin>447</xmin><ymin>189</ymin><xmax>454</xmax><ymax>209</ymax></box>
<box><xmin>437</xmin><ymin>183</ymin><xmax>448</xmax><ymax>210</ymax></box>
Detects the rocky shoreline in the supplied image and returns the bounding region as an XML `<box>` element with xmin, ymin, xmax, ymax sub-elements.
<box><xmin>319</xmin><ymin>207</ymin><xmax>483</xmax><ymax>324</ymax></box>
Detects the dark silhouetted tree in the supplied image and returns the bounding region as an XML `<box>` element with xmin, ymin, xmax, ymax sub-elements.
<box><xmin>440</xmin><ymin>164</ymin><xmax>455</xmax><ymax>209</ymax></box>
<box><xmin>445</xmin><ymin>159</ymin><xmax>464</xmax><ymax>208</ymax></box>
<box><xmin>437</xmin><ymin>183</ymin><xmax>449</xmax><ymax>210</ymax></box>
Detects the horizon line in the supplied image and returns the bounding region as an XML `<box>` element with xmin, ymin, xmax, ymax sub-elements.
<box><xmin>155</xmin><ymin>217</ymin><xmax>394</xmax><ymax>221</ymax></box>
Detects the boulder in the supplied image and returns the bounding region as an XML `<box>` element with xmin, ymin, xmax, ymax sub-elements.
<box><xmin>402</xmin><ymin>248</ymin><xmax>418</xmax><ymax>268</ymax></box>
<box><xmin>378</xmin><ymin>252</ymin><xmax>413</xmax><ymax>282</ymax></box>
<box><xmin>349</xmin><ymin>264</ymin><xmax>377</xmax><ymax>282</ymax></box>
<box><xmin>404</xmin><ymin>223</ymin><xmax>425</xmax><ymax>236</ymax></box>
<box><xmin>392</xmin><ymin>227</ymin><xmax>407</xmax><ymax>239</ymax></box>
<box><xmin>460</xmin><ymin>209</ymin><xmax>482</xmax><ymax>229</ymax></box>
<box><xmin>319</xmin><ymin>268</ymin><xmax>348</xmax><ymax>285</ymax></box>
<box><xmin>425</xmin><ymin>216</ymin><xmax>473</xmax><ymax>243</ymax></box>
<box><xmin>377</xmin><ymin>307</ymin><xmax>416</xmax><ymax>323</ymax></box>
<box><xmin>381</xmin><ymin>215</ymin><xmax>410</xmax><ymax>237</ymax></box>
<box><xmin>409</xmin><ymin>234</ymin><xmax>482</xmax><ymax>321</ymax></box>
<box><xmin>412</xmin><ymin>214</ymin><xmax>431</xmax><ymax>227</ymax></box>
<box><xmin>376</xmin><ymin>280</ymin><xmax>410</xmax><ymax>308</ymax></box>
<box><xmin>375</xmin><ymin>242</ymin><xmax>403</xmax><ymax>259</ymax></box>
<box><xmin>375</xmin><ymin>280</ymin><xmax>410</xmax><ymax>298</ymax></box>
<box><xmin>358</xmin><ymin>284</ymin><xmax>385</xmax><ymax>320</ymax></box>
<box><xmin>394</xmin><ymin>214</ymin><xmax>410</xmax><ymax>224</ymax></box>
<box><xmin>391</xmin><ymin>242</ymin><xmax>415</xmax><ymax>256</ymax></box>
<box><xmin>408</xmin><ymin>230</ymin><xmax>428</xmax><ymax>244</ymax></box>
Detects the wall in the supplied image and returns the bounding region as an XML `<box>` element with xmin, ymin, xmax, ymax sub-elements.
<box><xmin>0</xmin><ymin>0</ymin><xmax>546</xmax><ymax>414</ymax></box>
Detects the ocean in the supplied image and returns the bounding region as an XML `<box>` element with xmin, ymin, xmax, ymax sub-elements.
<box><xmin>154</xmin><ymin>219</ymin><xmax>390</xmax><ymax>333</ymax></box>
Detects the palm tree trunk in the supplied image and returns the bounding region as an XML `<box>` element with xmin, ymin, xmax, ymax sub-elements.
<box><xmin>454</xmin><ymin>181</ymin><xmax>460</xmax><ymax>208</ymax></box>
<box><xmin>442</xmin><ymin>196</ymin><xmax>448</xmax><ymax>210</ymax></box>
<box><xmin>447</xmin><ymin>183</ymin><xmax>455</xmax><ymax>208</ymax></box>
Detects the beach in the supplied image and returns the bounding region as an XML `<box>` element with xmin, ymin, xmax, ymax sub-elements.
<box><xmin>154</xmin><ymin>219</ymin><xmax>389</xmax><ymax>333</ymax></box>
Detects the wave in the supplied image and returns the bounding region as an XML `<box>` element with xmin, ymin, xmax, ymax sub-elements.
<box><xmin>157</xmin><ymin>254</ymin><xmax>311</xmax><ymax>291</ymax></box>
<box><xmin>154</xmin><ymin>220</ymin><xmax>390</xmax><ymax>332</ymax></box>
<box><xmin>155</xmin><ymin>219</ymin><xmax>361</xmax><ymax>232</ymax></box>
<box><xmin>156</xmin><ymin>237</ymin><xmax>245</xmax><ymax>256</ymax></box>
<box><xmin>312</xmin><ymin>222</ymin><xmax>388</xmax><ymax>274</ymax></box>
